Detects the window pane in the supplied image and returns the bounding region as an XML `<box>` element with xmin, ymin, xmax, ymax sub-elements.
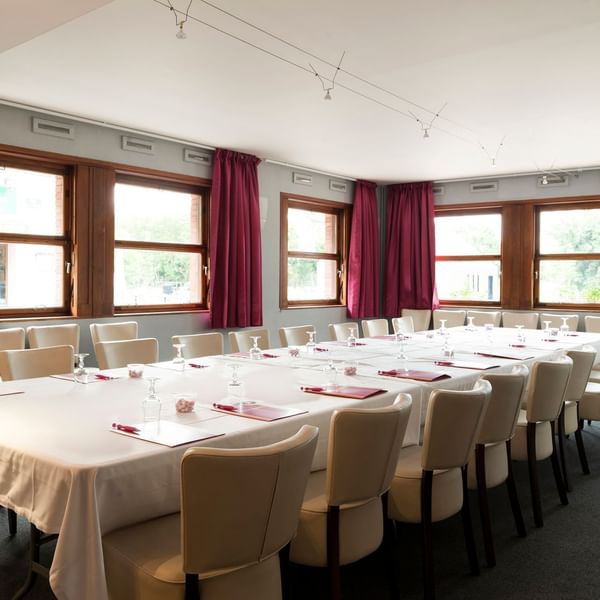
<box><xmin>287</xmin><ymin>258</ymin><xmax>337</xmax><ymax>301</ymax></box>
<box><xmin>539</xmin><ymin>260</ymin><xmax>600</xmax><ymax>304</ymax></box>
<box><xmin>0</xmin><ymin>243</ymin><xmax>63</xmax><ymax>308</ymax></box>
<box><xmin>0</xmin><ymin>167</ymin><xmax>64</xmax><ymax>235</ymax></box>
<box><xmin>114</xmin><ymin>249</ymin><xmax>202</xmax><ymax>306</ymax></box>
<box><xmin>539</xmin><ymin>209</ymin><xmax>600</xmax><ymax>254</ymax></box>
<box><xmin>115</xmin><ymin>183</ymin><xmax>202</xmax><ymax>244</ymax></box>
<box><xmin>288</xmin><ymin>208</ymin><xmax>337</xmax><ymax>253</ymax></box>
<box><xmin>435</xmin><ymin>214</ymin><xmax>501</xmax><ymax>256</ymax></box>
<box><xmin>436</xmin><ymin>261</ymin><xmax>501</xmax><ymax>301</ymax></box>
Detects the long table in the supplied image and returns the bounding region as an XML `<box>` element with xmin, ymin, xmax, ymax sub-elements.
<box><xmin>1</xmin><ymin>325</ymin><xmax>599</xmax><ymax>600</ymax></box>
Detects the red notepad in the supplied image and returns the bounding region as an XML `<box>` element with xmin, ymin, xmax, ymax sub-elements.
<box><xmin>377</xmin><ymin>369</ymin><xmax>450</xmax><ymax>382</ymax></box>
<box><xmin>211</xmin><ymin>402</ymin><xmax>307</xmax><ymax>421</ymax></box>
<box><xmin>475</xmin><ymin>351</ymin><xmax>535</xmax><ymax>360</ymax></box>
<box><xmin>110</xmin><ymin>421</ymin><xmax>224</xmax><ymax>447</ymax></box>
<box><xmin>434</xmin><ymin>360</ymin><xmax>498</xmax><ymax>370</ymax></box>
<box><xmin>300</xmin><ymin>385</ymin><xmax>386</xmax><ymax>399</ymax></box>
<box><xmin>228</xmin><ymin>352</ymin><xmax>279</xmax><ymax>359</ymax></box>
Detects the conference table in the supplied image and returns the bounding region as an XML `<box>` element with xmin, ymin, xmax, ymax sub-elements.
<box><xmin>1</xmin><ymin>325</ymin><xmax>599</xmax><ymax>600</ymax></box>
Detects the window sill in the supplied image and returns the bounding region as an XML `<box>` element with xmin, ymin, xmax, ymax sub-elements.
<box><xmin>280</xmin><ymin>304</ymin><xmax>346</xmax><ymax>310</ymax></box>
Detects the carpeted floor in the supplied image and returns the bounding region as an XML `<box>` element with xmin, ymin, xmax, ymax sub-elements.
<box><xmin>3</xmin><ymin>423</ymin><xmax>600</xmax><ymax>600</ymax></box>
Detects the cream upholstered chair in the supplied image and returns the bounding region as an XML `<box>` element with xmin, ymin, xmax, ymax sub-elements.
<box><xmin>0</xmin><ymin>327</ymin><xmax>26</xmax><ymax>351</ymax></box>
<box><xmin>432</xmin><ymin>309</ymin><xmax>466</xmax><ymax>329</ymax></box>
<box><xmin>290</xmin><ymin>395</ymin><xmax>412</xmax><ymax>600</ymax></box>
<box><xmin>361</xmin><ymin>318</ymin><xmax>389</xmax><ymax>337</ymax></box>
<box><xmin>328</xmin><ymin>322</ymin><xmax>360</xmax><ymax>342</ymax></box>
<box><xmin>511</xmin><ymin>357</ymin><xmax>572</xmax><ymax>527</ymax></box>
<box><xmin>402</xmin><ymin>309</ymin><xmax>431</xmax><ymax>332</ymax></box>
<box><xmin>27</xmin><ymin>324</ymin><xmax>80</xmax><ymax>354</ymax></box>
<box><xmin>466</xmin><ymin>310</ymin><xmax>501</xmax><ymax>327</ymax></box>
<box><xmin>388</xmin><ymin>380</ymin><xmax>491</xmax><ymax>600</ymax></box>
<box><xmin>103</xmin><ymin>425</ymin><xmax>318</xmax><ymax>600</ymax></box>
<box><xmin>467</xmin><ymin>368</ymin><xmax>528</xmax><ymax>567</ymax></box>
<box><xmin>95</xmin><ymin>338</ymin><xmax>159</xmax><ymax>370</ymax></box>
<box><xmin>539</xmin><ymin>313</ymin><xmax>579</xmax><ymax>331</ymax></box>
<box><xmin>171</xmin><ymin>333</ymin><xmax>224</xmax><ymax>358</ymax></box>
<box><xmin>278</xmin><ymin>325</ymin><xmax>315</xmax><ymax>347</ymax></box>
<box><xmin>391</xmin><ymin>316</ymin><xmax>414</xmax><ymax>335</ymax></box>
<box><xmin>584</xmin><ymin>315</ymin><xmax>600</xmax><ymax>333</ymax></box>
<box><xmin>229</xmin><ymin>328</ymin><xmax>271</xmax><ymax>353</ymax></box>
<box><xmin>559</xmin><ymin>347</ymin><xmax>597</xmax><ymax>490</ymax></box>
<box><xmin>90</xmin><ymin>321</ymin><xmax>138</xmax><ymax>344</ymax></box>
<box><xmin>502</xmin><ymin>311</ymin><xmax>539</xmax><ymax>329</ymax></box>
<box><xmin>0</xmin><ymin>345</ymin><xmax>74</xmax><ymax>381</ymax></box>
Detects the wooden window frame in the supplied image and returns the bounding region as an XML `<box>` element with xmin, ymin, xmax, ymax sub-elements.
<box><xmin>113</xmin><ymin>173</ymin><xmax>210</xmax><ymax>314</ymax></box>
<box><xmin>0</xmin><ymin>156</ymin><xmax>72</xmax><ymax>318</ymax></box>
<box><xmin>280</xmin><ymin>193</ymin><xmax>350</xmax><ymax>309</ymax></box>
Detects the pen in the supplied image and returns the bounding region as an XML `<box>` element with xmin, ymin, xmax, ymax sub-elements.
<box><xmin>301</xmin><ymin>386</ymin><xmax>325</xmax><ymax>392</ymax></box>
<box><xmin>112</xmin><ymin>423</ymin><xmax>140</xmax><ymax>434</ymax></box>
<box><xmin>96</xmin><ymin>374</ymin><xmax>117</xmax><ymax>380</ymax></box>
<box><xmin>213</xmin><ymin>403</ymin><xmax>237</xmax><ymax>411</ymax></box>
<box><xmin>189</xmin><ymin>363</ymin><xmax>208</xmax><ymax>369</ymax></box>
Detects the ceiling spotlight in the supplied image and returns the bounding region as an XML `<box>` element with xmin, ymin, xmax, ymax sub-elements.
<box><xmin>491</xmin><ymin>158</ymin><xmax>496</xmax><ymax>168</ymax></box>
<box><xmin>324</xmin><ymin>89</ymin><xmax>332</xmax><ymax>100</ymax></box>
<box><xmin>423</xmin><ymin>129</ymin><xmax>430</xmax><ymax>139</ymax></box>
<box><xmin>176</xmin><ymin>22</ymin><xmax>187</xmax><ymax>39</ymax></box>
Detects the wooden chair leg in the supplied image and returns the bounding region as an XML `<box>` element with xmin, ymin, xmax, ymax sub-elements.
<box><xmin>280</xmin><ymin>543</ymin><xmax>291</xmax><ymax>600</ymax></box>
<box><xmin>185</xmin><ymin>573</ymin><xmax>200</xmax><ymax>600</ymax></box>
<box><xmin>381</xmin><ymin>492</ymin><xmax>399</xmax><ymax>598</ymax></box>
<box><xmin>557</xmin><ymin>408</ymin><xmax>571</xmax><ymax>492</ymax></box>
<box><xmin>8</xmin><ymin>508</ymin><xmax>17</xmax><ymax>536</ymax></box>
<box><xmin>576</xmin><ymin>412</ymin><xmax>591</xmax><ymax>475</ymax></box>
<box><xmin>421</xmin><ymin>470</ymin><xmax>435</xmax><ymax>600</ymax></box>
<box><xmin>505</xmin><ymin>440</ymin><xmax>526</xmax><ymax>538</ymax></box>
<box><xmin>550</xmin><ymin>421</ymin><xmax>569</xmax><ymax>506</ymax></box>
<box><xmin>461</xmin><ymin>466</ymin><xmax>480</xmax><ymax>576</ymax></box>
<box><xmin>475</xmin><ymin>444</ymin><xmax>495</xmax><ymax>567</ymax></box>
<box><xmin>526</xmin><ymin>422</ymin><xmax>544</xmax><ymax>528</ymax></box>
<box><xmin>327</xmin><ymin>506</ymin><xmax>342</xmax><ymax>600</ymax></box>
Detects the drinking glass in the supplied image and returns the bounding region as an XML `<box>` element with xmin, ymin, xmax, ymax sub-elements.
<box><xmin>346</xmin><ymin>326</ymin><xmax>357</xmax><ymax>347</ymax></box>
<box><xmin>142</xmin><ymin>377</ymin><xmax>161</xmax><ymax>422</ymax></box>
<box><xmin>324</xmin><ymin>359</ymin><xmax>338</xmax><ymax>390</ymax></box>
<box><xmin>466</xmin><ymin>316</ymin><xmax>476</xmax><ymax>331</ymax></box>
<box><xmin>74</xmin><ymin>353</ymin><xmax>90</xmax><ymax>384</ymax></box>
<box><xmin>560</xmin><ymin>317</ymin><xmax>570</xmax><ymax>334</ymax></box>
<box><xmin>306</xmin><ymin>330</ymin><xmax>317</xmax><ymax>353</ymax></box>
<box><xmin>227</xmin><ymin>363</ymin><xmax>244</xmax><ymax>409</ymax></box>
<box><xmin>172</xmin><ymin>343</ymin><xmax>186</xmax><ymax>371</ymax></box>
<box><xmin>543</xmin><ymin>320</ymin><xmax>551</xmax><ymax>334</ymax></box>
<box><xmin>485</xmin><ymin>323</ymin><xmax>494</xmax><ymax>345</ymax></box>
<box><xmin>437</xmin><ymin>319</ymin><xmax>447</xmax><ymax>335</ymax></box>
<box><xmin>515</xmin><ymin>325</ymin><xmax>526</xmax><ymax>344</ymax></box>
<box><xmin>249</xmin><ymin>336</ymin><xmax>263</xmax><ymax>360</ymax></box>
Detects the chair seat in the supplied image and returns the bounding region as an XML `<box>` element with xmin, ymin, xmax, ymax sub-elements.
<box><xmin>580</xmin><ymin>382</ymin><xmax>600</xmax><ymax>421</ymax></box>
<box><xmin>387</xmin><ymin>445</ymin><xmax>463</xmax><ymax>524</ymax></box>
<box><xmin>103</xmin><ymin>513</ymin><xmax>282</xmax><ymax>600</ymax></box>
<box><xmin>289</xmin><ymin>469</ymin><xmax>383</xmax><ymax>568</ymax></box>
<box><xmin>511</xmin><ymin>411</ymin><xmax>553</xmax><ymax>461</ymax></box>
<box><xmin>467</xmin><ymin>442</ymin><xmax>508</xmax><ymax>490</ymax></box>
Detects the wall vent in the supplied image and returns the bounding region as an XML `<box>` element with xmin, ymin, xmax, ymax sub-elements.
<box><xmin>329</xmin><ymin>180</ymin><xmax>347</xmax><ymax>193</ymax></box>
<box><xmin>293</xmin><ymin>172</ymin><xmax>312</xmax><ymax>186</ymax></box>
<box><xmin>121</xmin><ymin>136</ymin><xmax>154</xmax><ymax>155</ymax></box>
<box><xmin>432</xmin><ymin>184</ymin><xmax>445</xmax><ymax>196</ymax></box>
<box><xmin>32</xmin><ymin>117</ymin><xmax>75</xmax><ymax>139</ymax></box>
<box><xmin>537</xmin><ymin>174</ymin><xmax>569</xmax><ymax>188</ymax></box>
<box><xmin>469</xmin><ymin>181</ymin><xmax>498</xmax><ymax>193</ymax></box>
<box><xmin>183</xmin><ymin>148</ymin><xmax>212</xmax><ymax>166</ymax></box>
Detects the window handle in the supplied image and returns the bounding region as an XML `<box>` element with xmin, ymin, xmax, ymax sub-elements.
<box><xmin>65</xmin><ymin>261</ymin><xmax>71</xmax><ymax>274</ymax></box>
<box><xmin>534</xmin><ymin>271</ymin><xmax>539</xmax><ymax>280</ymax></box>
<box><xmin>203</xmin><ymin>265</ymin><xmax>209</xmax><ymax>276</ymax></box>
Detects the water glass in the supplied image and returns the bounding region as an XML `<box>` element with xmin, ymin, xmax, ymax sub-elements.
<box><xmin>172</xmin><ymin>343</ymin><xmax>186</xmax><ymax>371</ymax></box>
<box><xmin>346</xmin><ymin>326</ymin><xmax>357</xmax><ymax>347</ymax></box>
<box><xmin>142</xmin><ymin>377</ymin><xmax>161</xmax><ymax>422</ymax></box>
<box><xmin>306</xmin><ymin>330</ymin><xmax>317</xmax><ymax>353</ymax></box>
<box><xmin>249</xmin><ymin>336</ymin><xmax>263</xmax><ymax>360</ymax></box>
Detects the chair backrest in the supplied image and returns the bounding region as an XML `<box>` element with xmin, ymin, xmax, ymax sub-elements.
<box><xmin>540</xmin><ymin>313</ymin><xmax>579</xmax><ymax>331</ymax></box>
<box><xmin>89</xmin><ymin>321</ymin><xmax>138</xmax><ymax>345</ymax></box>
<box><xmin>95</xmin><ymin>338</ymin><xmax>159</xmax><ymax>370</ymax></box>
<box><xmin>479</xmin><ymin>367</ymin><xmax>529</xmax><ymax>444</ymax></box>
<box><xmin>27</xmin><ymin>324</ymin><xmax>80</xmax><ymax>354</ymax></box>
<box><xmin>279</xmin><ymin>325</ymin><xmax>315</xmax><ymax>347</ymax></box>
<box><xmin>466</xmin><ymin>310</ymin><xmax>501</xmax><ymax>327</ymax></box>
<box><xmin>327</xmin><ymin>394</ymin><xmax>412</xmax><ymax>507</ymax></box>
<box><xmin>565</xmin><ymin>347</ymin><xmax>597</xmax><ymax>402</ymax></box>
<box><xmin>172</xmin><ymin>332</ymin><xmax>224</xmax><ymax>358</ymax></box>
<box><xmin>432</xmin><ymin>309</ymin><xmax>466</xmax><ymax>329</ymax></box>
<box><xmin>228</xmin><ymin>328</ymin><xmax>271</xmax><ymax>353</ymax></box>
<box><xmin>361</xmin><ymin>319</ymin><xmax>389</xmax><ymax>337</ymax></box>
<box><xmin>391</xmin><ymin>316</ymin><xmax>415</xmax><ymax>335</ymax></box>
<box><xmin>401</xmin><ymin>309</ymin><xmax>431</xmax><ymax>331</ymax></box>
<box><xmin>502</xmin><ymin>311</ymin><xmax>539</xmax><ymax>329</ymax></box>
<box><xmin>421</xmin><ymin>379</ymin><xmax>491</xmax><ymax>470</ymax></box>
<box><xmin>0</xmin><ymin>345</ymin><xmax>74</xmax><ymax>381</ymax></box>
<box><xmin>0</xmin><ymin>328</ymin><xmax>25</xmax><ymax>351</ymax></box>
<box><xmin>584</xmin><ymin>315</ymin><xmax>600</xmax><ymax>333</ymax></box>
<box><xmin>328</xmin><ymin>322</ymin><xmax>360</xmax><ymax>341</ymax></box>
<box><xmin>180</xmin><ymin>424</ymin><xmax>318</xmax><ymax>574</ymax></box>
<box><xmin>525</xmin><ymin>357</ymin><xmax>573</xmax><ymax>423</ymax></box>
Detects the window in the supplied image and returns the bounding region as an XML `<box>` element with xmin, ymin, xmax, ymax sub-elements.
<box><xmin>435</xmin><ymin>210</ymin><xmax>502</xmax><ymax>303</ymax></box>
<box><xmin>536</xmin><ymin>204</ymin><xmax>600</xmax><ymax>306</ymax></box>
<box><xmin>280</xmin><ymin>194</ymin><xmax>350</xmax><ymax>308</ymax></box>
<box><xmin>114</xmin><ymin>176</ymin><xmax>209</xmax><ymax>311</ymax></box>
<box><xmin>0</xmin><ymin>162</ymin><xmax>70</xmax><ymax>316</ymax></box>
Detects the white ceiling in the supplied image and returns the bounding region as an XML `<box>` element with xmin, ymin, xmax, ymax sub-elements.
<box><xmin>1</xmin><ymin>0</ymin><xmax>600</xmax><ymax>183</ymax></box>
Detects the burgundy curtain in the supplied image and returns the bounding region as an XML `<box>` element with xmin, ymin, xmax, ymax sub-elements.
<box><xmin>347</xmin><ymin>180</ymin><xmax>380</xmax><ymax>318</ymax></box>
<box><xmin>384</xmin><ymin>181</ymin><xmax>438</xmax><ymax>316</ymax></box>
<box><xmin>209</xmin><ymin>148</ymin><xmax>262</xmax><ymax>328</ymax></box>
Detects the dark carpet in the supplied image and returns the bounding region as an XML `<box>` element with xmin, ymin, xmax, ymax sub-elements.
<box><xmin>3</xmin><ymin>424</ymin><xmax>600</xmax><ymax>600</ymax></box>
